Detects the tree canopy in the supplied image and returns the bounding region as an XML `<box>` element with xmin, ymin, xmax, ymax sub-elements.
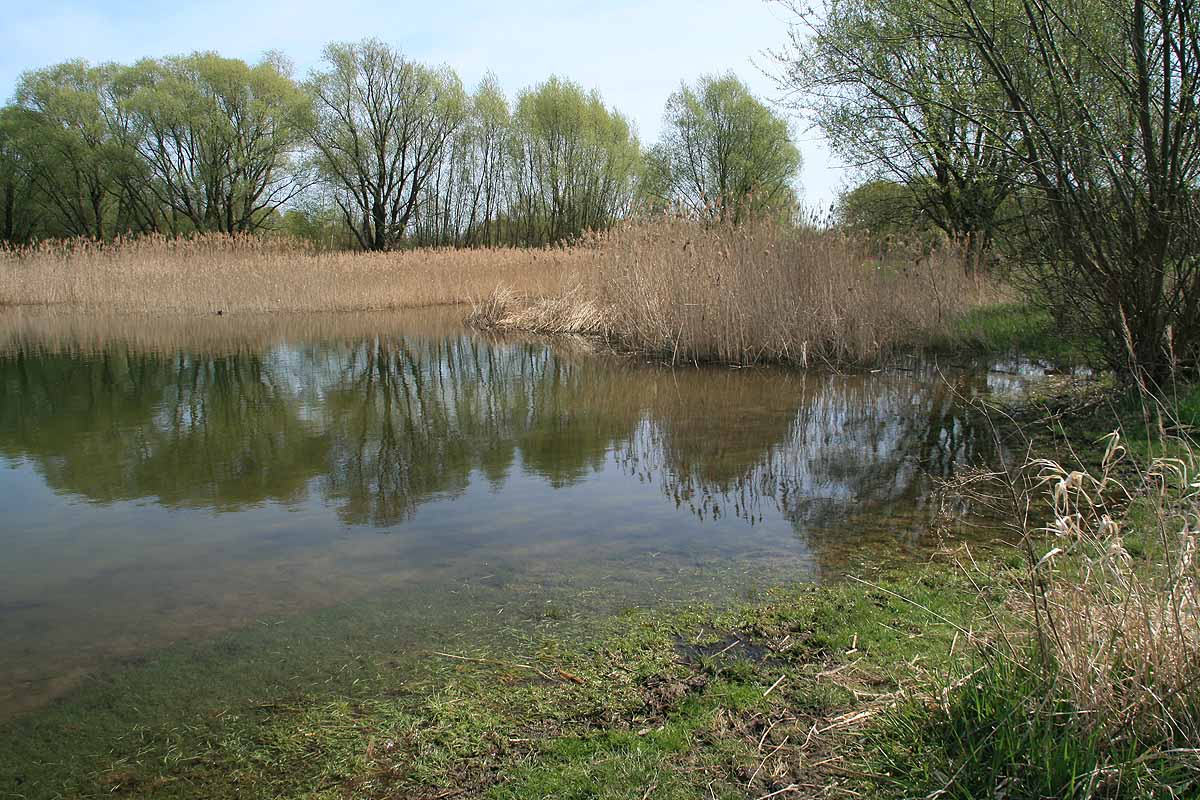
<box><xmin>2</xmin><ymin>45</ymin><xmax>806</xmax><ymax>248</ymax></box>
<box><xmin>774</xmin><ymin>0</ymin><xmax>1019</xmax><ymax>269</ymax></box>
<box><xmin>777</xmin><ymin>0</ymin><xmax>1200</xmax><ymax>378</ymax></box>
<box><xmin>646</xmin><ymin>74</ymin><xmax>801</xmax><ymax>223</ymax></box>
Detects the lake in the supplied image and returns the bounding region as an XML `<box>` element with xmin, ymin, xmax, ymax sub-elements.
<box><xmin>0</xmin><ymin>308</ymin><xmax>1026</xmax><ymax>722</ymax></box>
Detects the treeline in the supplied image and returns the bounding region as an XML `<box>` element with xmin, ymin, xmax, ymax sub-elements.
<box><xmin>775</xmin><ymin>0</ymin><xmax>1200</xmax><ymax>379</ymax></box>
<box><xmin>0</xmin><ymin>41</ymin><xmax>801</xmax><ymax>250</ymax></box>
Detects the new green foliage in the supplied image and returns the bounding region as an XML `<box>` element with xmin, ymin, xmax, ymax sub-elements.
<box><xmin>645</xmin><ymin>73</ymin><xmax>801</xmax><ymax>223</ymax></box>
<box><xmin>121</xmin><ymin>52</ymin><xmax>313</xmax><ymax>234</ymax></box>
<box><xmin>1</xmin><ymin>38</ymin><xmax>817</xmax><ymax>250</ymax></box>
<box><xmin>777</xmin><ymin>0</ymin><xmax>1200</xmax><ymax>378</ymax></box>
<box><xmin>508</xmin><ymin>76</ymin><xmax>642</xmax><ymax>243</ymax></box>
<box><xmin>306</xmin><ymin>39</ymin><xmax>468</xmax><ymax>251</ymax></box>
<box><xmin>775</xmin><ymin>0</ymin><xmax>1019</xmax><ymax>270</ymax></box>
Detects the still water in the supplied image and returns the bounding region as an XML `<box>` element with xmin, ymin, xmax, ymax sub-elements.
<box><xmin>0</xmin><ymin>308</ymin><xmax>1024</xmax><ymax>720</ymax></box>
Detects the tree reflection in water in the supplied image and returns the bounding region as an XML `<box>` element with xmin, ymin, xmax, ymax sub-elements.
<box><xmin>0</xmin><ymin>330</ymin><xmax>999</xmax><ymax>534</ymax></box>
<box><xmin>0</xmin><ymin>314</ymin><xmax>1015</xmax><ymax>715</ymax></box>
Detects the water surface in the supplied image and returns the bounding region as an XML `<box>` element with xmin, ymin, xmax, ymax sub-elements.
<box><xmin>0</xmin><ymin>308</ymin><xmax>1020</xmax><ymax>719</ymax></box>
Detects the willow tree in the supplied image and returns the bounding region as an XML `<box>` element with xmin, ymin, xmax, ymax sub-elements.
<box><xmin>774</xmin><ymin>0</ymin><xmax>1019</xmax><ymax>268</ymax></box>
<box><xmin>508</xmin><ymin>77</ymin><xmax>642</xmax><ymax>244</ymax></box>
<box><xmin>121</xmin><ymin>52</ymin><xmax>312</xmax><ymax>234</ymax></box>
<box><xmin>465</xmin><ymin>76</ymin><xmax>514</xmax><ymax>245</ymax></box>
<box><xmin>306</xmin><ymin>40</ymin><xmax>467</xmax><ymax>251</ymax></box>
<box><xmin>412</xmin><ymin>74</ymin><xmax>512</xmax><ymax>247</ymax></box>
<box><xmin>944</xmin><ymin>0</ymin><xmax>1200</xmax><ymax>378</ymax></box>
<box><xmin>0</xmin><ymin>107</ymin><xmax>38</xmax><ymax>243</ymax></box>
<box><xmin>10</xmin><ymin>61</ymin><xmax>132</xmax><ymax>239</ymax></box>
<box><xmin>645</xmin><ymin>74</ymin><xmax>801</xmax><ymax>224</ymax></box>
<box><xmin>780</xmin><ymin>0</ymin><xmax>1200</xmax><ymax>377</ymax></box>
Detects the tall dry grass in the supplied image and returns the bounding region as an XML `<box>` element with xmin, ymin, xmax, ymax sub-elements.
<box><xmin>1022</xmin><ymin>433</ymin><xmax>1200</xmax><ymax>756</ymax></box>
<box><xmin>0</xmin><ymin>305</ymin><xmax>471</xmax><ymax>356</ymax></box>
<box><xmin>471</xmin><ymin>217</ymin><xmax>1005</xmax><ymax>366</ymax></box>
<box><xmin>908</xmin><ymin>409</ymin><xmax>1200</xmax><ymax>796</ymax></box>
<box><xmin>0</xmin><ymin>234</ymin><xmax>580</xmax><ymax>313</ymax></box>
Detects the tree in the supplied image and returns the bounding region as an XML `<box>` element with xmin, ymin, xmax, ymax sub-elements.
<box><xmin>934</xmin><ymin>0</ymin><xmax>1200</xmax><ymax>378</ymax></box>
<box><xmin>411</xmin><ymin>74</ymin><xmax>513</xmax><ymax>246</ymax></box>
<box><xmin>837</xmin><ymin>179</ymin><xmax>939</xmax><ymax>244</ymax></box>
<box><xmin>122</xmin><ymin>52</ymin><xmax>313</xmax><ymax>234</ymax></box>
<box><xmin>778</xmin><ymin>0</ymin><xmax>1200</xmax><ymax>377</ymax></box>
<box><xmin>774</xmin><ymin>0</ymin><xmax>1019</xmax><ymax>270</ymax></box>
<box><xmin>11</xmin><ymin>61</ymin><xmax>132</xmax><ymax>239</ymax></box>
<box><xmin>465</xmin><ymin>76</ymin><xmax>514</xmax><ymax>245</ymax></box>
<box><xmin>508</xmin><ymin>76</ymin><xmax>642</xmax><ymax>244</ymax></box>
<box><xmin>646</xmin><ymin>73</ymin><xmax>801</xmax><ymax>223</ymax></box>
<box><xmin>306</xmin><ymin>40</ymin><xmax>467</xmax><ymax>251</ymax></box>
<box><xmin>0</xmin><ymin>107</ymin><xmax>39</xmax><ymax>243</ymax></box>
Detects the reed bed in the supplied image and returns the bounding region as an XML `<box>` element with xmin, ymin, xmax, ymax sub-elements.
<box><xmin>471</xmin><ymin>218</ymin><xmax>1005</xmax><ymax>366</ymax></box>
<box><xmin>0</xmin><ymin>305</ymin><xmax>473</xmax><ymax>357</ymax></box>
<box><xmin>0</xmin><ymin>234</ymin><xmax>580</xmax><ymax>313</ymax></box>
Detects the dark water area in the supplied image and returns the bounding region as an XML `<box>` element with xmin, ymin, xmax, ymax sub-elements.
<box><xmin>0</xmin><ymin>308</ymin><xmax>1031</xmax><ymax>720</ymax></box>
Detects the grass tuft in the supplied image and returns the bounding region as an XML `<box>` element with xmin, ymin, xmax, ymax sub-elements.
<box><xmin>869</xmin><ymin>401</ymin><xmax>1200</xmax><ymax>800</ymax></box>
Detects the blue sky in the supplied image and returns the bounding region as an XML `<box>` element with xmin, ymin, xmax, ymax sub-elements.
<box><xmin>0</xmin><ymin>0</ymin><xmax>847</xmax><ymax>205</ymax></box>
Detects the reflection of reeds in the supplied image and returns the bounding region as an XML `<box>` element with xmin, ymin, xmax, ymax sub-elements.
<box><xmin>0</xmin><ymin>306</ymin><xmax>471</xmax><ymax>356</ymax></box>
<box><xmin>472</xmin><ymin>218</ymin><xmax>1007</xmax><ymax>366</ymax></box>
<box><xmin>0</xmin><ymin>234</ymin><xmax>578</xmax><ymax>313</ymax></box>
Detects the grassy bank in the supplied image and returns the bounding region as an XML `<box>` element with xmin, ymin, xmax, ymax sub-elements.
<box><xmin>1</xmin><ymin>562</ymin><xmax>995</xmax><ymax>800</ymax></box>
<box><xmin>0</xmin><ymin>236</ymin><xmax>579</xmax><ymax>313</ymax></box>
<box><xmin>936</xmin><ymin>303</ymin><xmax>1091</xmax><ymax>365</ymax></box>
<box><xmin>3</xmin><ymin>390</ymin><xmax>1196</xmax><ymax>798</ymax></box>
<box><xmin>471</xmin><ymin>219</ymin><xmax>1009</xmax><ymax>367</ymax></box>
<box><xmin>873</xmin><ymin>404</ymin><xmax>1200</xmax><ymax>798</ymax></box>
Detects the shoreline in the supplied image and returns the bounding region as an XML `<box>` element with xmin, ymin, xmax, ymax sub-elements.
<box><xmin>0</xmin><ymin>557</ymin><xmax>996</xmax><ymax>799</ymax></box>
<box><xmin>2</xmin><ymin>315</ymin><xmax>1194</xmax><ymax>798</ymax></box>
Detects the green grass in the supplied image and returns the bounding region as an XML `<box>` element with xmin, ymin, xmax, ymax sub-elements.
<box><xmin>1172</xmin><ymin>382</ymin><xmax>1200</xmax><ymax>429</ymax></box>
<box><xmin>865</xmin><ymin>644</ymin><xmax>1200</xmax><ymax>800</ymax></box>
<box><xmin>937</xmin><ymin>302</ymin><xmax>1088</xmax><ymax>363</ymax></box>
<box><xmin>0</xmin><ymin>566</ymin><xmax>995</xmax><ymax>799</ymax></box>
<box><xmin>857</xmin><ymin>379</ymin><xmax>1200</xmax><ymax>800</ymax></box>
<box><xmin>868</xmin><ymin>651</ymin><xmax>1116</xmax><ymax>800</ymax></box>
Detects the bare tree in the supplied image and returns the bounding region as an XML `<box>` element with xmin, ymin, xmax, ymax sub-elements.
<box><xmin>774</xmin><ymin>0</ymin><xmax>1020</xmax><ymax>270</ymax></box>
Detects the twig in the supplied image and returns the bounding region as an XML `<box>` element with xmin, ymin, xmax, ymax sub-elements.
<box><xmin>431</xmin><ymin>651</ymin><xmax>557</xmax><ymax>683</ymax></box>
<box><xmin>714</xmin><ymin>639</ymin><xmax>742</xmax><ymax>657</ymax></box>
<box><xmin>747</xmin><ymin>735</ymin><xmax>790</xmax><ymax>788</ymax></box>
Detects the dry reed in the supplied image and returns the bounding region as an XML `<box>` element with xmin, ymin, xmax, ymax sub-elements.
<box><xmin>1022</xmin><ymin>433</ymin><xmax>1200</xmax><ymax>751</ymax></box>
<box><xmin>0</xmin><ymin>234</ymin><xmax>580</xmax><ymax>313</ymax></box>
<box><xmin>937</xmin><ymin>415</ymin><xmax>1200</xmax><ymax>790</ymax></box>
<box><xmin>471</xmin><ymin>217</ymin><xmax>1005</xmax><ymax>366</ymax></box>
<box><xmin>0</xmin><ymin>305</ymin><xmax>470</xmax><ymax>356</ymax></box>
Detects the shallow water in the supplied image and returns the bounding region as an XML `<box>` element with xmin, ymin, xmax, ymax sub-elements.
<box><xmin>0</xmin><ymin>308</ymin><xmax>1027</xmax><ymax>719</ymax></box>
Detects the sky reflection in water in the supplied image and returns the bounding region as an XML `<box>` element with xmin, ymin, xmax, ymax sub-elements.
<box><xmin>0</xmin><ymin>309</ymin><xmax>1019</xmax><ymax>716</ymax></box>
